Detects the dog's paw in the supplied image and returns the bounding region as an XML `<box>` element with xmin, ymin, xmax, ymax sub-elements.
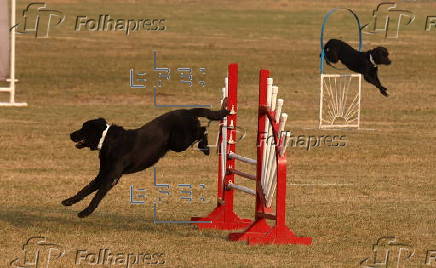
<box><xmin>202</xmin><ymin>147</ymin><xmax>210</xmax><ymax>156</ymax></box>
<box><xmin>380</xmin><ymin>88</ymin><xmax>389</xmax><ymax>97</ymax></box>
<box><xmin>198</xmin><ymin>142</ymin><xmax>210</xmax><ymax>156</ymax></box>
<box><xmin>77</xmin><ymin>208</ymin><xmax>93</xmax><ymax>218</ymax></box>
<box><xmin>61</xmin><ymin>198</ymin><xmax>76</xmax><ymax>206</ymax></box>
<box><xmin>198</xmin><ymin>135</ymin><xmax>210</xmax><ymax>156</ymax></box>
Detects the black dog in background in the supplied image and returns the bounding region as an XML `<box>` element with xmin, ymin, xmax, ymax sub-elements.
<box><xmin>62</xmin><ymin>106</ymin><xmax>228</xmax><ymax>218</ymax></box>
<box><xmin>323</xmin><ymin>39</ymin><xmax>392</xmax><ymax>97</ymax></box>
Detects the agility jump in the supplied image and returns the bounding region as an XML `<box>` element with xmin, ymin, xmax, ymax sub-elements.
<box><xmin>192</xmin><ymin>63</ymin><xmax>312</xmax><ymax>246</ymax></box>
<box><xmin>0</xmin><ymin>0</ymin><xmax>27</xmax><ymax>106</ymax></box>
<box><xmin>319</xmin><ymin>8</ymin><xmax>362</xmax><ymax>128</ymax></box>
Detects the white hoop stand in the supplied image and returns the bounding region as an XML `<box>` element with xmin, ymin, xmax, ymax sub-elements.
<box><xmin>319</xmin><ymin>73</ymin><xmax>361</xmax><ymax>129</ymax></box>
<box><xmin>0</xmin><ymin>0</ymin><xmax>27</xmax><ymax>107</ymax></box>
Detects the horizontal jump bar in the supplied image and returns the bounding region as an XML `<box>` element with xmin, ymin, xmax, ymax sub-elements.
<box><xmin>227</xmin><ymin>168</ymin><xmax>256</xmax><ymax>181</ymax></box>
<box><xmin>255</xmin><ymin>212</ymin><xmax>276</xmax><ymax>220</ymax></box>
<box><xmin>228</xmin><ymin>152</ymin><xmax>257</xmax><ymax>165</ymax></box>
<box><xmin>227</xmin><ymin>183</ymin><xmax>256</xmax><ymax>196</ymax></box>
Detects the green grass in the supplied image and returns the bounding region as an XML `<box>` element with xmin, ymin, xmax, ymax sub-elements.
<box><xmin>1</xmin><ymin>0</ymin><xmax>436</xmax><ymax>267</ymax></box>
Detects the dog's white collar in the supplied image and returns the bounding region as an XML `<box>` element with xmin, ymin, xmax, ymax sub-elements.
<box><xmin>369</xmin><ymin>54</ymin><xmax>377</xmax><ymax>67</ymax></box>
<box><xmin>97</xmin><ymin>124</ymin><xmax>111</xmax><ymax>150</ymax></box>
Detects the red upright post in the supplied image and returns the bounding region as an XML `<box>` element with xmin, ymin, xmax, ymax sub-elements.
<box><xmin>255</xmin><ymin>70</ymin><xmax>270</xmax><ymax>216</ymax></box>
<box><xmin>191</xmin><ymin>63</ymin><xmax>252</xmax><ymax>230</ymax></box>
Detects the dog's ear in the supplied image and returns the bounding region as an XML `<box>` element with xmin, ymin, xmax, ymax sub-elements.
<box><xmin>376</xmin><ymin>46</ymin><xmax>389</xmax><ymax>56</ymax></box>
<box><xmin>90</xmin><ymin>118</ymin><xmax>108</xmax><ymax>131</ymax></box>
<box><xmin>96</xmin><ymin>118</ymin><xmax>107</xmax><ymax>125</ymax></box>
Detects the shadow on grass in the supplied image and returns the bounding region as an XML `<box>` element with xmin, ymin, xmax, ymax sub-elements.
<box><xmin>0</xmin><ymin>206</ymin><xmax>230</xmax><ymax>240</ymax></box>
<box><xmin>1</xmin><ymin>206</ymin><xmax>164</xmax><ymax>232</ymax></box>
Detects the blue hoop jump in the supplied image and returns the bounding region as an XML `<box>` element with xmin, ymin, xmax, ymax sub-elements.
<box><xmin>320</xmin><ymin>8</ymin><xmax>363</xmax><ymax>74</ymax></box>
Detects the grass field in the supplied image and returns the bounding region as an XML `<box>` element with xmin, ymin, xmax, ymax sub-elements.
<box><xmin>1</xmin><ymin>0</ymin><xmax>436</xmax><ymax>267</ymax></box>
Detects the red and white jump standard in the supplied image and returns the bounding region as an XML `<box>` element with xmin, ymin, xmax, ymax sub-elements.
<box><xmin>192</xmin><ymin>63</ymin><xmax>312</xmax><ymax>246</ymax></box>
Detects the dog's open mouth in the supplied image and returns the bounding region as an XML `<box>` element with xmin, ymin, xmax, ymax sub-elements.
<box><xmin>75</xmin><ymin>140</ymin><xmax>86</xmax><ymax>149</ymax></box>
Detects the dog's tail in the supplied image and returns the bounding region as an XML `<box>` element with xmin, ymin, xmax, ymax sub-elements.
<box><xmin>190</xmin><ymin>108</ymin><xmax>229</xmax><ymax>121</ymax></box>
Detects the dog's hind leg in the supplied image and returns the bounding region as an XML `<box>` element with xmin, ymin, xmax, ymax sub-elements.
<box><xmin>61</xmin><ymin>173</ymin><xmax>103</xmax><ymax>206</ymax></box>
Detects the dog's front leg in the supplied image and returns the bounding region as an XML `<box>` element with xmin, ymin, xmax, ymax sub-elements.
<box><xmin>61</xmin><ymin>173</ymin><xmax>102</xmax><ymax>206</ymax></box>
<box><xmin>197</xmin><ymin>127</ymin><xmax>209</xmax><ymax>156</ymax></box>
<box><xmin>364</xmin><ymin>72</ymin><xmax>388</xmax><ymax>97</ymax></box>
<box><xmin>77</xmin><ymin>167</ymin><xmax>123</xmax><ymax>218</ymax></box>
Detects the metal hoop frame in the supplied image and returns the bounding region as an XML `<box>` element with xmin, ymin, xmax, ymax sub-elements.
<box><xmin>319</xmin><ymin>8</ymin><xmax>363</xmax><ymax>74</ymax></box>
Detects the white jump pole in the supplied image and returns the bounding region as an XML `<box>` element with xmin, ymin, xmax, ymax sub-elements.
<box><xmin>227</xmin><ymin>183</ymin><xmax>256</xmax><ymax>196</ymax></box>
<box><xmin>0</xmin><ymin>0</ymin><xmax>27</xmax><ymax>106</ymax></box>
<box><xmin>10</xmin><ymin>0</ymin><xmax>15</xmax><ymax>103</ymax></box>
<box><xmin>261</xmin><ymin>78</ymin><xmax>273</xmax><ymax>191</ymax></box>
<box><xmin>266</xmin><ymin>131</ymin><xmax>291</xmax><ymax>207</ymax></box>
<box><xmin>228</xmin><ymin>151</ymin><xmax>257</xmax><ymax>165</ymax></box>
<box><xmin>265</xmin><ymin>112</ymin><xmax>288</xmax><ymax>200</ymax></box>
<box><xmin>261</xmin><ymin>85</ymin><xmax>278</xmax><ymax>191</ymax></box>
<box><xmin>265</xmin><ymin>113</ymin><xmax>288</xmax><ymax>206</ymax></box>
<box><xmin>271</xmin><ymin>86</ymin><xmax>279</xmax><ymax>112</ymax></box>
<box><xmin>262</xmin><ymin>98</ymin><xmax>283</xmax><ymax>201</ymax></box>
<box><xmin>227</xmin><ymin>168</ymin><xmax>257</xmax><ymax>181</ymax></box>
<box><xmin>221</xmin><ymin>78</ymin><xmax>229</xmax><ymax>183</ymax></box>
<box><xmin>216</xmin><ymin>86</ymin><xmax>227</xmax><ymax>148</ymax></box>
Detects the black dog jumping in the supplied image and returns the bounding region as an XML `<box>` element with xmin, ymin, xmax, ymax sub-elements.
<box><xmin>323</xmin><ymin>39</ymin><xmax>391</xmax><ymax>97</ymax></box>
<box><xmin>62</xmin><ymin>107</ymin><xmax>228</xmax><ymax>218</ymax></box>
